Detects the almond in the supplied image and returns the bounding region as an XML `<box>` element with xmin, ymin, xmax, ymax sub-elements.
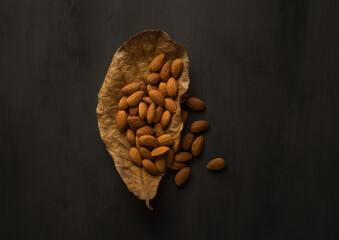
<box><xmin>129</xmin><ymin>106</ymin><xmax>138</xmax><ymax>116</ymax></box>
<box><xmin>129</xmin><ymin>147</ymin><xmax>142</xmax><ymax>166</ymax></box>
<box><xmin>160</xmin><ymin>110</ymin><xmax>171</xmax><ymax>128</ymax></box>
<box><xmin>174</xmin><ymin>151</ymin><xmax>192</xmax><ymax>162</ymax></box>
<box><xmin>190</xmin><ymin>120</ymin><xmax>209</xmax><ymax>133</ymax></box>
<box><xmin>164</xmin><ymin>98</ymin><xmax>177</xmax><ymax>113</ymax></box>
<box><xmin>135</xmin><ymin>136</ymin><xmax>140</xmax><ymax>149</ymax></box>
<box><xmin>121</xmin><ymin>83</ymin><xmax>140</xmax><ymax>95</ymax></box>
<box><xmin>160</xmin><ymin>60</ymin><xmax>171</xmax><ymax>81</ymax></box>
<box><xmin>116</xmin><ymin>110</ymin><xmax>128</xmax><ymax>130</ymax></box>
<box><xmin>127</xmin><ymin>116</ymin><xmax>145</xmax><ymax>128</ymax></box>
<box><xmin>138</xmin><ymin>102</ymin><xmax>147</xmax><ymax>120</ymax></box>
<box><xmin>158</xmin><ymin>82</ymin><xmax>168</xmax><ymax>97</ymax></box>
<box><xmin>175</xmin><ymin>140</ymin><xmax>182</xmax><ymax>153</ymax></box>
<box><xmin>147</xmin><ymin>84</ymin><xmax>158</xmax><ymax>93</ymax></box>
<box><xmin>167</xmin><ymin>77</ymin><xmax>178</xmax><ymax>97</ymax></box>
<box><xmin>140</xmin><ymin>83</ymin><xmax>147</xmax><ymax>95</ymax></box>
<box><xmin>138</xmin><ymin>135</ymin><xmax>158</xmax><ymax>148</ymax></box>
<box><xmin>186</xmin><ymin>97</ymin><xmax>206</xmax><ymax>111</ymax></box>
<box><xmin>136</xmin><ymin>126</ymin><xmax>155</xmax><ymax>136</ymax></box>
<box><xmin>181</xmin><ymin>110</ymin><xmax>188</xmax><ymax>125</ymax></box>
<box><xmin>139</xmin><ymin>147</ymin><xmax>154</xmax><ymax>161</ymax></box>
<box><xmin>155</xmin><ymin>157</ymin><xmax>166</xmax><ymax>173</ymax></box>
<box><xmin>142</xmin><ymin>159</ymin><xmax>158</xmax><ymax>175</ymax></box>
<box><xmin>154</xmin><ymin>106</ymin><xmax>164</xmax><ymax>123</ymax></box>
<box><xmin>171</xmin><ymin>58</ymin><xmax>183</xmax><ymax>78</ymax></box>
<box><xmin>182</xmin><ymin>132</ymin><xmax>194</xmax><ymax>151</ymax></box>
<box><xmin>154</xmin><ymin>123</ymin><xmax>165</xmax><ymax>137</ymax></box>
<box><xmin>118</xmin><ymin>96</ymin><xmax>128</xmax><ymax>109</ymax></box>
<box><xmin>191</xmin><ymin>136</ymin><xmax>204</xmax><ymax>156</ymax></box>
<box><xmin>206</xmin><ymin>158</ymin><xmax>226</xmax><ymax>170</ymax></box>
<box><xmin>147</xmin><ymin>73</ymin><xmax>160</xmax><ymax>84</ymax></box>
<box><xmin>169</xmin><ymin>161</ymin><xmax>186</xmax><ymax>171</ymax></box>
<box><xmin>180</xmin><ymin>93</ymin><xmax>189</xmax><ymax>104</ymax></box>
<box><xmin>126</xmin><ymin>128</ymin><xmax>135</xmax><ymax>145</ymax></box>
<box><xmin>165</xmin><ymin>149</ymin><xmax>174</xmax><ymax>167</ymax></box>
<box><xmin>142</xmin><ymin>96</ymin><xmax>152</xmax><ymax>105</ymax></box>
<box><xmin>157</xmin><ymin>134</ymin><xmax>174</xmax><ymax>146</ymax></box>
<box><xmin>146</xmin><ymin>102</ymin><xmax>156</xmax><ymax>124</ymax></box>
<box><xmin>149</xmin><ymin>90</ymin><xmax>165</xmax><ymax>106</ymax></box>
<box><xmin>149</xmin><ymin>53</ymin><xmax>165</xmax><ymax>72</ymax></box>
<box><xmin>126</xmin><ymin>91</ymin><xmax>144</xmax><ymax>107</ymax></box>
<box><xmin>174</xmin><ymin>167</ymin><xmax>190</xmax><ymax>186</ymax></box>
<box><xmin>151</xmin><ymin>146</ymin><xmax>170</xmax><ymax>157</ymax></box>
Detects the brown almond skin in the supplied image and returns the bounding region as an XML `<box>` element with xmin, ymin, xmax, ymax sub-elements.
<box><xmin>175</xmin><ymin>167</ymin><xmax>190</xmax><ymax>186</ymax></box>
<box><xmin>160</xmin><ymin>110</ymin><xmax>171</xmax><ymax>128</ymax></box>
<box><xmin>118</xmin><ymin>96</ymin><xmax>129</xmax><ymax>109</ymax></box>
<box><xmin>147</xmin><ymin>84</ymin><xmax>158</xmax><ymax>93</ymax></box>
<box><xmin>167</xmin><ymin>77</ymin><xmax>178</xmax><ymax>97</ymax></box>
<box><xmin>149</xmin><ymin>54</ymin><xmax>165</xmax><ymax>72</ymax></box>
<box><xmin>129</xmin><ymin>147</ymin><xmax>142</xmax><ymax>166</ymax></box>
<box><xmin>121</xmin><ymin>83</ymin><xmax>140</xmax><ymax>95</ymax></box>
<box><xmin>190</xmin><ymin>120</ymin><xmax>210</xmax><ymax>133</ymax></box>
<box><xmin>157</xmin><ymin>134</ymin><xmax>174</xmax><ymax>146</ymax></box>
<box><xmin>158</xmin><ymin>82</ymin><xmax>168</xmax><ymax>98</ymax></box>
<box><xmin>160</xmin><ymin>60</ymin><xmax>171</xmax><ymax>81</ymax></box>
<box><xmin>155</xmin><ymin>157</ymin><xmax>166</xmax><ymax>173</ymax></box>
<box><xmin>154</xmin><ymin>123</ymin><xmax>165</xmax><ymax>137</ymax></box>
<box><xmin>180</xmin><ymin>93</ymin><xmax>190</xmax><ymax>104</ymax></box>
<box><xmin>146</xmin><ymin>102</ymin><xmax>156</xmax><ymax>125</ymax></box>
<box><xmin>138</xmin><ymin>135</ymin><xmax>158</xmax><ymax>148</ymax></box>
<box><xmin>182</xmin><ymin>132</ymin><xmax>194</xmax><ymax>151</ymax></box>
<box><xmin>181</xmin><ymin>110</ymin><xmax>188</xmax><ymax>125</ymax></box>
<box><xmin>127</xmin><ymin>116</ymin><xmax>145</xmax><ymax>128</ymax></box>
<box><xmin>170</xmin><ymin>161</ymin><xmax>187</xmax><ymax>171</ymax></box>
<box><xmin>149</xmin><ymin>90</ymin><xmax>165</xmax><ymax>106</ymax></box>
<box><xmin>174</xmin><ymin>151</ymin><xmax>193</xmax><ymax>162</ymax></box>
<box><xmin>126</xmin><ymin>91</ymin><xmax>144</xmax><ymax>107</ymax></box>
<box><xmin>135</xmin><ymin>136</ymin><xmax>140</xmax><ymax>149</ymax></box>
<box><xmin>186</xmin><ymin>97</ymin><xmax>206</xmax><ymax>111</ymax></box>
<box><xmin>171</xmin><ymin>58</ymin><xmax>183</xmax><ymax>78</ymax></box>
<box><xmin>206</xmin><ymin>158</ymin><xmax>226</xmax><ymax>170</ymax></box>
<box><xmin>147</xmin><ymin>73</ymin><xmax>161</xmax><ymax>84</ymax></box>
<box><xmin>191</xmin><ymin>136</ymin><xmax>204</xmax><ymax>156</ymax></box>
<box><xmin>154</xmin><ymin>106</ymin><xmax>164</xmax><ymax>123</ymax></box>
<box><xmin>140</xmin><ymin>83</ymin><xmax>147</xmax><ymax>95</ymax></box>
<box><xmin>164</xmin><ymin>98</ymin><xmax>177</xmax><ymax>114</ymax></box>
<box><xmin>138</xmin><ymin>102</ymin><xmax>147</xmax><ymax>120</ymax></box>
<box><xmin>129</xmin><ymin>106</ymin><xmax>138</xmax><ymax>116</ymax></box>
<box><xmin>175</xmin><ymin>141</ymin><xmax>182</xmax><ymax>153</ymax></box>
<box><xmin>136</xmin><ymin>126</ymin><xmax>155</xmax><ymax>136</ymax></box>
<box><xmin>151</xmin><ymin>146</ymin><xmax>170</xmax><ymax>157</ymax></box>
<box><xmin>116</xmin><ymin>110</ymin><xmax>128</xmax><ymax>130</ymax></box>
<box><xmin>143</xmin><ymin>96</ymin><xmax>153</xmax><ymax>105</ymax></box>
<box><xmin>126</xmin><ymin>128</ymin><xmax>135</xmax><ymax>145</ymax></box>
<box><xmin>165</xmin><ymin>149</ymin><xmax>174</xmax><ymax>167</ymax></box>
<box><xmin>139</xmin><ymin>147</ymin><xmax>154</xmax><ymax>161</ymax></box>
<box><xmin>142</xmin><ymin>159</ymin><xmax>158</xmax><ymax>175</ymax></box>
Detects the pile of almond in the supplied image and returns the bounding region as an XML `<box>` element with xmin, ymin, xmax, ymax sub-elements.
<box><xmin>116</xmin><ymin>54</ymin><xmax>226</xmax><ymax>187</ymax></box>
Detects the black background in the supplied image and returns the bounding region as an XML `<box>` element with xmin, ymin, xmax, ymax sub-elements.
<box><xmin>1</xmin><ymin>0</ymin><xmax>338</xmax><ymax>239</ymax></box>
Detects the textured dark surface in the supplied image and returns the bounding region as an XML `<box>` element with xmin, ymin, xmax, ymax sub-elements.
<box><xmin>1</xmin><ymin>0</ymin><xmax>338</xmax><ymax>239</ymax></box>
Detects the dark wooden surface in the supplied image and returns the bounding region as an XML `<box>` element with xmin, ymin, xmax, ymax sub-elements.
<box><xmin>1</xmin><ymin>0</ymin><xmax>338</xmax><ymax>239</ymax></box>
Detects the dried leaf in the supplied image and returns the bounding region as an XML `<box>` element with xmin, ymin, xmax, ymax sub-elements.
<box><xmin>96</xmin><ymin>30</ymin><xmax>190</xmax><ymax>210</ymax></box>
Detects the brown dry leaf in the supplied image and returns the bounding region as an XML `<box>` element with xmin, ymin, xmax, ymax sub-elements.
<box><xmin>96</xmin><ymin>30</ymin><xmax>190</xmax><ymax>210</ymax></box>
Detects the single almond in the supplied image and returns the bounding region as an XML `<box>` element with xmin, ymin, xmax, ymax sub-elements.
<box><xmin>149</xmin><ymin>90</ymin><xmax>165</xmax><ymax>106</ymax></box>
<box><xmin>175</xmin><ymin>167</ymin><xmax>190</xmax><ymax>186</ymax></box>
<box><xmin>154</xmin><ymin>123</ymin><xmax>165</xmax><ymax>137</ymax></box>
<box><xmin>174</xmin><ymin>151</ymin><xmax>193</xmax><ymax>162</ymax></box>
<box><xmin>138</xmin><ymin>102</ymin><xmax>147</xmax><ymax>120</ymax></box>
<box><xmin>180</xmin><ymin>93</ymin><xmax>190</xmax><ymax>104</ymax></box>
<box><xmin>121</xmin><ymin>83</ymin><xmax>140</xmax><ymax>95</ymax></box>
<box><xmin>135</xmin><ymin>136</ymin><xmax>140</xmax><ymax>149</ymax></box>
<box><xmin>164</xmin><ymin>98</ymin><xmax>177</xmax><ymax>113</ymax></box>
<box><xmin>167</xmin><ymin>77</ymin><xmax>178</xmax><ymax>97</ymax></box>
<box><xmin>191</xmin><ymin>136</ymin><xmax>204</xmax><ymax>156</ymax></box>
<box><xmin>138</xmin><ymin>135</ymin><xmax>158</xmax><ymax>148</ymax></box>
<box><xmin>151</xmin><ymin>146</ymin><xmax>170</xmax><ymax>157</ymax></box>
<box><xmin>142</xmin><ymin>159</ymin><xmax>158</xmax><ymax>175</ymax></box>
<box><xmin>175</xmin><ymin>140</ymin><xmax>182</xmax><ymax>153</ymax></box>
<box><xmin>155</xmin><ymin>156</ymin><xmax>166</xmax><ymax>173</ymax></box>
<box><xmin>158</xmin><ymin>82</ymin><xmax>168</xmax><ymax>98</ymax></box>
<box><xmin>160</xmin><ymin>60</ymin><xmax>171</xmax><ymax>81</ymax></box>
<box><xmin>118</xmin><ymin>96</ymin><xmax>128</xmax><ymax>109</ymax></box>
<box><xmin>182</xmin><ymin>132</ymin><xmax>194</xmax><ymax>151</ymax></box>
<box><xmin>140</xmin><ymin>83</ymin><xmax>147</xmax><ymax>95</ymax></box>
<box><xmin>147</xmin><ymin>73</ymin><xmax>160</xmax><ymax>84</ymax></box>
<box><xmin>127</xmin><ymin>116</ymin><xmax>145</xmax><ymax>128</ymax></box>
<box><xmin>126</xmin><ymin>91</ymin><xmax>144</xmax><ymax>107</ymax></box>
<box><xmin>146</xmin><ymin>102</ymin><xmax>156</xmax><ymax>124</ymax></box>
<box><xmin>136</xmin><ymin>126</ymin><xmax>155</xmax><ymax>136</ymax></box>
<box><xmin>126</xmin><ymin>128</ymin><xmax>135</xmax><ymax>145</ymax></box>
<box><xmin>190</xmin><ymin>120</ymin><xmax>209</xmax><ymax>133</ymax></box>
<box><xmin>139</xmin><ymin>147</ymin><xmax>154</xmax><ymax>161</ymax></box>
<box><xmin>116</xmin><ymin>110</ymin><xmax>128</xmax><ymax>130</ymax></box>
<box><xmin>171</xmin><ymin>58</ymin><xmax>183</xmax><ymax>78</ymax></box>
<box><xmin>129</xmin><ymin>106</ymin><xmax>138</xmax><ymax>116</ymax></box>
<box><xmin>157</xmin><ymin>134</ymin><xmax>174</xmax><ymax>146</ymax></box>
<box><xmin>181</xmin><ymin>110</ymin><xmax>188</xmax><ymax>125</ymax></box>
<box><xmin>165</xmin><ymin>149</ymin><xmax>174</xmax><ymax>167</ymax></box>
<box><xmin>154</xmin><ymin>106</ymin><xmax>164</xmax><ymax>123</ymax></box>
<box><xmin>149</xmin><ymin>54</ymin><xmax>165</xmax><ymax>72</ymax></box>
<box><xmin>206</xmin><ymin>158</ymin><xmax>226</xmax><ymax>170</ymax></box>
<box><xmin>169</xmin><ymin>161</ymin><xmax>187</xmax><ymax>171</ymax></box>
<box><xmin>142</xmin><ymin>96</ymin><xmax>152</xmax><ymax>105</ymax></box>
<box><xmin>160</xmin><ymin>110</ymin><xmax>171</xmax><ymax>128</ymax></box>
<box><xmin>129</xmin><ymin>147</ymin><xmax>142</xmax><ymax>166</ymax></box>
<box><xmin>147</xmin><ymin>84</ymin><xmax>158</xmax><ymax>93</ymax></box>
<box><xmin>186</xmin><ymin>97</ymin><xmax>206</xmax><ymax>111</ymax></box>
